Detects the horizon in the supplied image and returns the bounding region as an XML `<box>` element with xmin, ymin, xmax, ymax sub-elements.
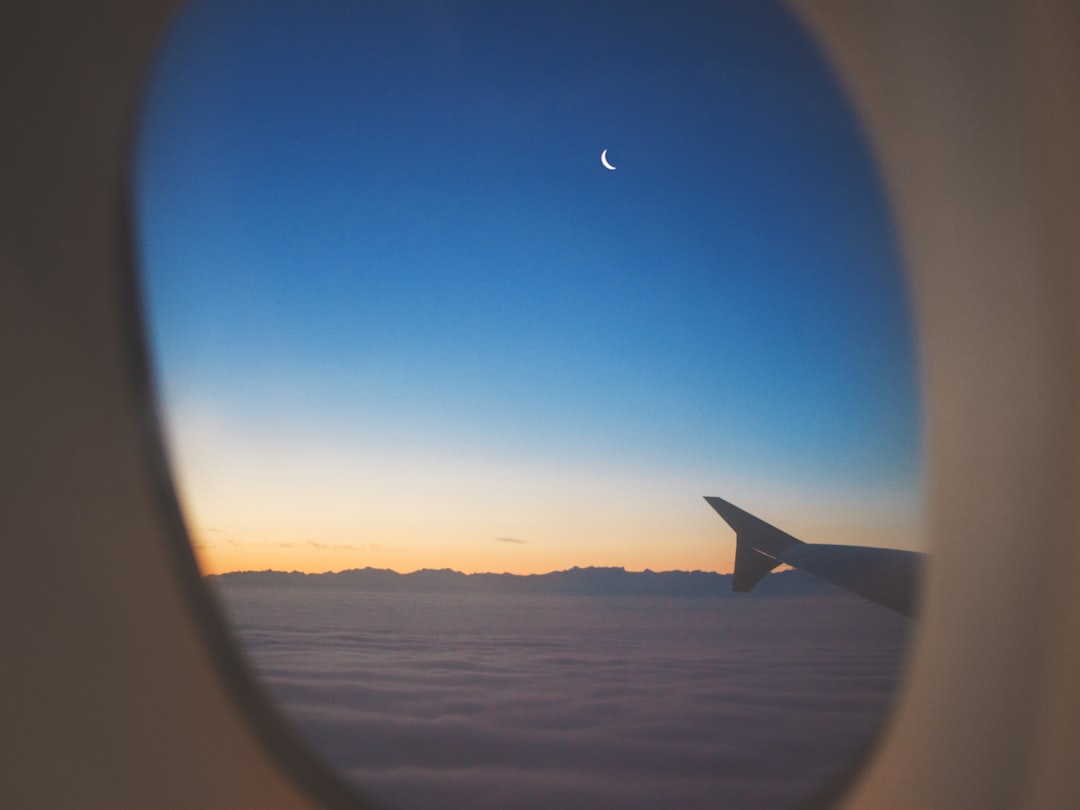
<box><xmin>205</xmin><ymin>563</ymin><xmax>831</xmax><ymax>600</ymax></box>
<box><xmin>137</xmin><ymin>0</ymin><xmax>922</xmax><ymax>577</ymax></box>
<box><xmin>207</xmin><ymin>563</ymin><xmax>743</xmax><ymax>577</ymax></box>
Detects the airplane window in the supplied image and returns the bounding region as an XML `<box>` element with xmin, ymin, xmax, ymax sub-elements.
<box><xmin>134</xmin><ymin>1</ymin><xmax>923</xmax><ymax>809</ymax></box>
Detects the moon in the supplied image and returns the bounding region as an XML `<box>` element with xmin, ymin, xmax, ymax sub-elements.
<box><xmin>600</xmin><ymin>149</ymin><xmax>616</xmax><ymax>171</ymax></box>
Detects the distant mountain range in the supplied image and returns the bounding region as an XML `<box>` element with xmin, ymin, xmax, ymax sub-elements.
<box><xmin>206</xmin><ymin>566</ymin><xmax>840</xmax><ymax>599</ymax></box>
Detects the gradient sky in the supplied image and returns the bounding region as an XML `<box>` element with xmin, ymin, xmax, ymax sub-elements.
<box><xmin>135</xmin><ymin>0</ymin><xmax>922</xmax><ymax>576</ymax></box>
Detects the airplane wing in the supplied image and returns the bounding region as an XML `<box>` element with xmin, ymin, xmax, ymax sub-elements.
<box><xmin>705</xmin><ymin>496</ymin><xmax>926</xmax><ymax>617</ymax></box>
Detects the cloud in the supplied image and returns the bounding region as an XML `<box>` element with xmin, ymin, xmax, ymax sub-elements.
<box><xmin>495</xmin><ymin>537</ymin><xmax>525</xmax><ymax>544</ymax></box>
<box><xmin>221</xmin><ymin>538</ymin><xmax>297</xmax><ymax>548</ymax></box>
<box><xmin>217</xmin><ymin>588</ymin><xmax>912</xmax><ymax>810</ymax></box>
<box><xmin>305</xmin><ymin>540</ymin><xmax>381</xmax><ymax>551</ymax></box>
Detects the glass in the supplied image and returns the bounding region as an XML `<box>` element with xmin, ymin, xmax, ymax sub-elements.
<box><xmin>134</xmin><ymin>2</ymin><xmax>922</xmax><ymax>808</ymax></box>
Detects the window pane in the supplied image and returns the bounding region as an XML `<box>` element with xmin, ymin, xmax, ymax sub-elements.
<box><xmin>135</xmin><ymin>2</ymin><xmax>922</xmax><ymax>809</ymax></box>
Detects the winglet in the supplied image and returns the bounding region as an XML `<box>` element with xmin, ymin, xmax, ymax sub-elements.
<box><xmin>705</xmin><ymin>496</ymin><xmax>804</xmax><ymax>591</ymax></box>
<box><xmin>705</xmin><ymin>495</ymin><xmax>926</xmax><ymax>617</ymax></box>
<box><xmin>732</xmin><ymin>541</ymin><xmax>783</xmax><ymax>592</ymax></box>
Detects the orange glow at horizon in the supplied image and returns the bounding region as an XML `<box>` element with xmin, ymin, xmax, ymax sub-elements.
<box><xmin>166</xmin><ymin>398</ymin><xmax>922</xmax><ymax>578</ymax></box>
<box><xmin>184</xmin><ymin>513</ymin><xmax>741</xmax><ymax>576</ymax></box>
<box><xmin>182</xmin><ymin>493</ymin><xmax>917</xmax><ymax>577</ymax></box>
<box><xmin>190</xmin><ymin>537</ymin><xmax>738</xmax><ymax>577</ymax></box>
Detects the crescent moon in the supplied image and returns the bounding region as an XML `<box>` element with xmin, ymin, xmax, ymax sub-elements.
<box><xmin>600</xmin><ymin>149</ymin><xmax>616</xmax><ymax>171</ymax></box>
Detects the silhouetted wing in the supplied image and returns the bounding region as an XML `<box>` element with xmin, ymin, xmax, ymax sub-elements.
<box><xmin>705</xmin><ymin>496</ymin><xmax>926</xmax><ymax>617</ymax></box>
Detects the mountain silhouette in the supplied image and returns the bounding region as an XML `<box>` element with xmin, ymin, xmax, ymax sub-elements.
<box><xmin>207</xmin><ymin>566</ymin><xmax>839</xmax><ymax>598</ymax></box>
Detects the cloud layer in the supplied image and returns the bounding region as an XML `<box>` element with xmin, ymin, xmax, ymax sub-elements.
<box><xmin>216</xmin><ymin>586</ymin><xmax>911</xmax><ymax>810</ymax></box>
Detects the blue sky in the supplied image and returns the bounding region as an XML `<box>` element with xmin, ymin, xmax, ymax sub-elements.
<box><xmin>135</xmin><ymin>0</ymin><xmax>922</xmax><ymax>574</ymax></box>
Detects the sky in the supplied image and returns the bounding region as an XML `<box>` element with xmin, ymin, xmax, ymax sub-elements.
<box><xmin>134</xmin><ymin>0</ymin><xmax>922</xmax><ymax>576</ymax></box>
